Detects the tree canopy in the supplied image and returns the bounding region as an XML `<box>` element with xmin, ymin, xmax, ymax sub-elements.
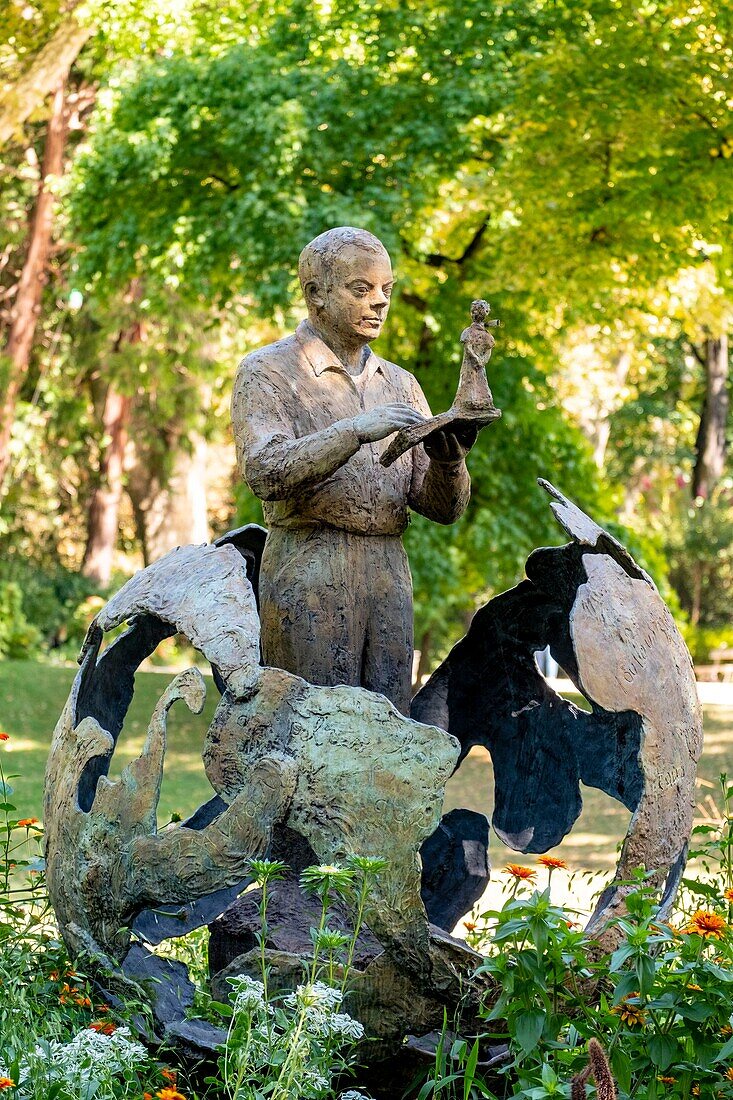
<box><xmin>0</xmin><ymin>0</ymin><xmax>730</xmax><ymax>666</ymax></box>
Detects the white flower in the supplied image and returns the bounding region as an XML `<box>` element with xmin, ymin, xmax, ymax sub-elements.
<box><xmin>304</xmin><ymin>1068</ymin><xmax>330</xmax><ymax>1092</ymax></box>
<box><xmin>42</xmin><ymin>1026</ymin><xmax>147</xmax><ymax>1085</ymax></box>
<box><xmin>306</xmin><ymin>1011</ymin><xmax>364</xmax><ymax>1042</ymax></box>
<box><xmin>229</xmin><ymin>974</ymin><xmax>268</xmax><ymax>1014</ymax></box>
<box><xmin>283</xmin><ymin>980</ymin><xmax>343</xmax><ymax>1012</ymax></box>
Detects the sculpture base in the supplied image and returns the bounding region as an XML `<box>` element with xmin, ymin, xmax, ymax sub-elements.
<box><xmin>380</xmin><ymin>404</ymin><xmax>502</xmax><ymax>468</ymax></box>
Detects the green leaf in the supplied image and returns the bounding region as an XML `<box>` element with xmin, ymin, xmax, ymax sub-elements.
<box><xmin>610</xmin><ymin>943</ymin><xmax>636</xmax><ymax>971</ymax></box>
<box><xmin>678</xmin><ymin>1003</ymin><xmax>713</xmax><ymax>1022</ymax></box>
<box><xmin>464</xmin><ymin>1039</ymin><xmax>480</xmax><ymax>1098</ymax></box>
<box><xmin>515</xmin><ymin>1008</ymin><xmax>546</xmax><ymax>1053</ymax></box>
<box><xmin>648</xmin><ymin>1033</ymin><xmax>677</xmax><ymax>1071</ymax></box>
<box><xmin>636</xmin><ymin>954</ymin><xmax>656</xmax><ymax>995</ymax></box>
<box><xmin>714</xmin><ymin>1034</ymin><xmax>733</xmax><ymax>1063</ymax></box>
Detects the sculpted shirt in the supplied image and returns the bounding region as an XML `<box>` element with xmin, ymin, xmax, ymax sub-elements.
<box><xmin>232</xmin><ymin>320</ymin><xmax>471</xmax><ymax>536</ymax></box>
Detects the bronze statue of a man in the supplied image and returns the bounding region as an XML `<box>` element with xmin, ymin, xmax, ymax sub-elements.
<box><xmin>232</xmin><ymin>227</ymin><xmax>476</xmax><ymax>713</ymax></box>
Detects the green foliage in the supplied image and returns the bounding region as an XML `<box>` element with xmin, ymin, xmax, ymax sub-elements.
<box><xmin>0</xmin><ymin>583</ymin><xmax>41</xmax><ymax>659</ymax></box>
<box><xmin>0</xmin><ymin>561</ymin><xmax>101</xmax><ymax>656</ymax></box>
<box><xmin>454</xmin><ymin>780</ymin><xmax>733</xmax><ymax>1100</ymax></box>
<box><xmin>205</xmin><ymin>856</ymin><xmax>386</xmax><ymax>1099</ymax></box>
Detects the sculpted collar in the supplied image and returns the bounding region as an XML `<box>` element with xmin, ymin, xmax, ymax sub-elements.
<box><xmin>296</xmin><ymin>320</ymin><xmax>383</xmax><ymax>385</ymax></box>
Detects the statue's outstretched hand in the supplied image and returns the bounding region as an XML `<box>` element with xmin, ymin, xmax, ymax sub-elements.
<box><xmin>352</xmin><ymin>403</ymin><xmax>426</xmax><ymax>444</ymax></box>
<box><xmin>424</xmin><ymin>424</ymin><xmax>479</xmax><ymax>463</ymax></box>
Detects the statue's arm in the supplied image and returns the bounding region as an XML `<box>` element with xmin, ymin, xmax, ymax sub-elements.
<box><xmin>232</xmin><ymin>358</ymin><xmax>361</xmax><ymax>501</ymax></box>
<box><xmin>407</xmin><ymin>379</ymin><xmax>471</xmax><ymax>525</ymax></box>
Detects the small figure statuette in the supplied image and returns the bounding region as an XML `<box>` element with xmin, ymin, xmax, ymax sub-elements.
<box><xmin>380</xmin><ymin>296</ymin><xmax>502</xmax><ymax>468</ymax></box>
<box><xmin>456</xmin><ymin>299</ymin><xmax>501</xmax><ymax>413</ymax></box>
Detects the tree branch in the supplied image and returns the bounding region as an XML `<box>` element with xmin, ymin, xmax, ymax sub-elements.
<box><xmin>400</xmin><ymin>216</ymin><xmax>490</xmax><ymax>269</ymax></box>
<box><xmin>0</xmin><ymin>13</ymin><xmax>92</xmax><ymax>147</ymax></box>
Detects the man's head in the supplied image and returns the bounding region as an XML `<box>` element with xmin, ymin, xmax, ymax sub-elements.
<box><xmin>298</xmin><ymin>227</ymin><xmax>394</xmax><ymax>347</ymax></box>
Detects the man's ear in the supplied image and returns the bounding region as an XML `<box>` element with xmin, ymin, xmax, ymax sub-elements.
<box><xmin>304</xmin><ymin>281</ymin><xmax>326</xmax><ymax>310</ymax></box>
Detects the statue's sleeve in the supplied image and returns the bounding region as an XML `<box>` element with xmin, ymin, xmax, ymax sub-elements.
<box><xmin>407</xmin><ymin>377</ymin><xmax>471</xmax><ymax>525</ymax></box>
<box><xmin>232</xmin><ymin>356</ymin><xmax>361</xmax><ymax>501</ymax></box>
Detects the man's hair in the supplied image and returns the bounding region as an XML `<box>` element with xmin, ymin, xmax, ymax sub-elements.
<box><xmin>298</xmin><ymin>227</ymin><xmax>389</xmax><ymax>295</ymax></box>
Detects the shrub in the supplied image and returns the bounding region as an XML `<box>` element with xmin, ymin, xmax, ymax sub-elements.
<box><xmin>0</xmin><ymin>582</ymin><xmax>41</xmax><ymax>659</ymax></box>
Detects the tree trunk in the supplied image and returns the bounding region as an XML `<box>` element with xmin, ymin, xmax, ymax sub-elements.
<box><xmin>127</xmin><ymin>435</ymin><xmax>210</xmax><ymax>565</ymax></box>
<box><xmin>81</xmin><ymin>386</ymin><xmax>132</xmax><ymax>588</ymax></box>
<box><xmin>693</xmin><ymin>335</ymin><xmax>729</xmax><ymax>500</ymax></box>
<box><xmin>0</xmin><ymin>81</ymin><xmax>69</xmax><ymax>491</ymax></box>
<box><xmin>0</xmin><ymin>12</ymin><xmax>91</xmax><ymax>146</ymax></box>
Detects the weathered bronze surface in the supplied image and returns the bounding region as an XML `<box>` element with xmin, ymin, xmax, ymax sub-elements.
<box><xmin>232</xmin><ymin>227</ymin><xmax>474</xmax><ymax>712</ymax></box>
<box><xmin>381</xmin><ymin>297</ymin><xmax>502</xmax><ymax>468</ymax></box>
<box><xmin>44</xmin><ymin>480</ymin><xmax>702</xmax><ymax>1063</ymax></box>
<box><xmin>43</xmin><ymin>227</ymin><xmax>702</xmax><ymax>1075</ymax></box>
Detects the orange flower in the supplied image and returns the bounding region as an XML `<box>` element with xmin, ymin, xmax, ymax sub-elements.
<box><xmin>0</xmin><ymin>733</ymin><xmax>8</xmax><ymax>742</ymax></box>
<box><xmin>724</xmin><ymin>888</ymin><xmax>733</xmax><ymax>903</ymax></box>
<box><xmin>505</xmin><ymin>864</ymin><xmax>536</xmax><ymax>880</ymax></box>
<box><xmin>657</xmin><ymin>1077</ymin><xmax>677</xmax><ymax>1085</ymax></box>
<box><xmin>537</xmin><ymin>855</ymin><xmax>567</xmax><ymax>870</ymax></box>
<box><xmin>89</xmin><ymin>1020</ymin><xmax>117</xmax><ymax>1035</ymax></box>
<box><xmin>0</xmin><ymin>1079</ymin><xmax>14</xmax><ymax>1090</ymax></box>
<box><xmin>58</xmin><ymin>982</ymin><xmax>91</xmax><ymax>1007</ymax></box>
<box><xmin>685</xmin><ymin>910</ymin><xmax>728</xmax><ymax>939</ymax></box>
<box><xmin>726</xmin><ymin>1068</ymin><xmax>733</xmax><ymax>1083</ymax></box>
<box><xmin>721</xmin><ymin>1025</ymin><xmax>733</xmax><ymax>1037</ymax></box>
<box><xmin>16</xmin><ymin>818</ymin><xmax>39</xmax><ymax>828</ymax></box>
<box><xmin>156</xmin><ymin>1090</ymin><xmax>186</xmax><ymax>1100</ymax></box>
<box><xmin>161</xmin><ymin>1070</ymin><xmax>178</xmax><ymax>1084</ymax></box>
<box><xmin>144</xmin><ymin>1093</ymin><xmax>153</xmax><ymax>1100</ymax></box>
<box><xmin>687</xmin><ymin>983</ymin><xmax>703</xmax><ymax>992</ymax></box>
<box><xmin>463</xmin><ymin>920</ymin><xmax>477</xmax><ymax>932</ymax></box>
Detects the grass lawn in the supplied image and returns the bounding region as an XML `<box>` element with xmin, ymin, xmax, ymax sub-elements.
<box><xmin>1</xmin><ymin>658</ymin><xmax>731</xmax><ymax>873</ymax></box>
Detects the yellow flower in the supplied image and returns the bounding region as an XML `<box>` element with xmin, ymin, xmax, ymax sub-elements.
<box><xmin>0</xmin><ymin>1079</ymin><xmax>15</xmax><ymax>1090</ymax></box>
<box><xmin>537</xmin><ymin>855</ymin><xmax>567</xmax><ymax>870</ymax></box>
<box><xmin>612</xmin><ymin>995</ymin><xmax>646</xmax><ymax>1027</ymax></box>
<box><xmin>724</xmin><ymin>888</ymin><xmax>733</xmax><ymax>903</ymax></box>
<box><xmin>156</xmin><ymin>1090</ymin><xmax>186</xmax><ymax>1100</ymax></box>
<box><xmin>726</xmin><ymin>1068</ymin><xmax>733</xmax><ymax>1083</ymax></box>
<box><xmin>721</xmin><ymin>1025</ymin><xmax>733</xmax><ymax>1037</ymax></box>
<box><xmin>685</xmin><ymin>910</ymin><xmax>728</xmax><ymax>939</ymax></box>
<box><xmin>505</xmin><ymin>864</ymin><xmax>536</xmax><ymax>880</ymax></box>
<box><xmin>657</xmin><ymin>1077</ymin><xmax>677</xmax><ymax>1085</ymax></box>
<box><xmin>687</xmin><ymin>983</ymin><xmax>703</xmax><ymax>992</ymax></box>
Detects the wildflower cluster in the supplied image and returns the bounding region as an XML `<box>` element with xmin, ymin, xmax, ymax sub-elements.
<box><xmin>215</xmin><ymin>855</ymin><xmax>386</xmax><ymax>1100</ymax></box>
<box><xmin>467</xmin><ymin>776</ymin><xmax>733</xmax><ymax>1100</ymax></box>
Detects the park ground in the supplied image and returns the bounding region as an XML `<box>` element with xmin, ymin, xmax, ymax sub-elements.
<box><xmin>1</xmin><ymin>657</ymin><xmax>731</xmax><ymax>918</ymax></box>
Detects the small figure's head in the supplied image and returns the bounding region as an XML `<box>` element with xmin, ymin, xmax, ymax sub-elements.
<box><xmin>471</xmin><ymin>300</ymin><xmax>490</xmax><ymax>324</ymax></box>
<box><xmin>299</xmin><ymin>227</ymin><xmax>394</xmax><ymax>347</ymax></box>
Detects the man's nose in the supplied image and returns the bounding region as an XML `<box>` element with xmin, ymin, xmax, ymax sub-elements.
<box><xmin>370</xmin><ymin>291</ymin><xmax>389</xmax><ymax>312</ymax></box>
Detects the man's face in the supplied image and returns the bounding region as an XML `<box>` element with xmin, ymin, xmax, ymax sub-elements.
<box><xmin>315</xmin><ymin>246</ymin><xmax>394</xmax><ymax>345</ymax></box>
